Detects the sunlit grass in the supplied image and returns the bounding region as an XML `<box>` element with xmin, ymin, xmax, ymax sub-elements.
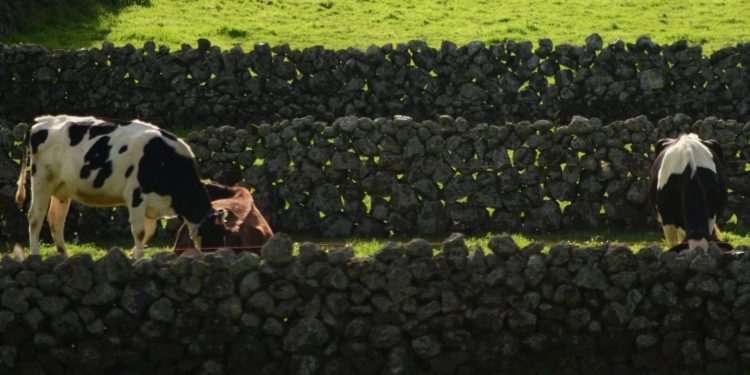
<box><xmin>2</xmin><ymin>0</ymin><xmax>749</xmax><ymax>53</ymax></box>
<box><xmin>6</xmin><ymin>224</ymin><xmax>749</xmax><ymax>261</ymax></box>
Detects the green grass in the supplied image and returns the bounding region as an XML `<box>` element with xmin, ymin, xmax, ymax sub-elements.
<box><xmin>2</xmin><ymin>0</ymin><xmax>749</xmax><ymax>52</ymax></box>
<box><xmin>5</xmin><ymin>224</ymin><xmax>750</xmax><ymax>260</ymax></box>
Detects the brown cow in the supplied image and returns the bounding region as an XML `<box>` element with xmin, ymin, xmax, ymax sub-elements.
<box><xmin>173</xmin><ymin>182</ymin><xmax>273</xmax><ymax>254</ymax></box>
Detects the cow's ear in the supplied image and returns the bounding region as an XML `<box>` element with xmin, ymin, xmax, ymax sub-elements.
<box><xmin>702</xmin><ymin>139</ymin><xmax>724</xmax><ymax>161</ymax></box>
<box><xmin>655</xmin><ymin>138</ymin><xmax>672</xmax><ymax>156</ymax></box>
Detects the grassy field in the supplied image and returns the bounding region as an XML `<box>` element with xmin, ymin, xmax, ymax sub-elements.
<box><xmin>2</xmin><ymin>0</ymin><xmax>749</xmax><ymax>52</ymax></box>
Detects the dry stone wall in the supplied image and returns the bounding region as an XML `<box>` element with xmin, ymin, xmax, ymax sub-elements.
<box><xmin>1</xmin><ymin>35</ymin><xmax>749</xmax><ymax>127</ymax></box>
<box><xmin>2</xmin><ymin>113</ymin><xmax>750</xmax><ymax>241</ymax></box>
<box><xmin>1</xmin><ymin>234</ymin><xmax>750</xmax><ymax>374</ymax></box>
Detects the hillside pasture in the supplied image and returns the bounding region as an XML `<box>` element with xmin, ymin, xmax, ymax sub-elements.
<box><xmin>2</xmin><ymin>0</ymin><xmax>749</xmax><ymax>52</ymax></box>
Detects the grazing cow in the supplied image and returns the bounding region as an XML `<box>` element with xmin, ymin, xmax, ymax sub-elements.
<box><xmin>173</xmin><ymin>182</ymin><xmax>273</xmax><ymax>254</ymax></box>
<box><xmin>15</xmin><ymin>114</ymin><xmax>230</xmax><ymax>259</ymax></box>
<box><xmin>650</xmin><ymin>133</ymin><xmax>729</xmax><ymax>251</ymax></box>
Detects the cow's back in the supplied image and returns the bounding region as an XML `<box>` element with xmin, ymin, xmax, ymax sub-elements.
<box><xmin>30</xmin><ymin>115</ymin><xmax>197</xmax><ymax>213</ymax></box>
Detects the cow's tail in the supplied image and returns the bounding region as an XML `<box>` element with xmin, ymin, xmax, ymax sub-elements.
<box><xmin>15</xmin><ymin>128</ymin><xmax>30</xmax><ymax>204</ymax></box>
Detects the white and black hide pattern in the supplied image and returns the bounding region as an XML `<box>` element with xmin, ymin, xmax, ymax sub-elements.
<box><xmin>15</xmin><ymin>115</ymin><xmax>230</xmax><ymax>259</ymax></box>
<box><xmin>649</xmin><ymin>133</ymin><xmax>729</xmax><ymax>251</ymax></box>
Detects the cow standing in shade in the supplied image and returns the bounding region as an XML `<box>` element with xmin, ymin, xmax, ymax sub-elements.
<box><xmin>650</xmin><ymin>133</ymin><xmax>729</xmax><ymax>251</ymax></box>
<box><xmin>15</xmin><ymin>115</ymin><xmax>230</xmax><ymax>259</ymax></box>
<box><xmin>173</xmin><ymin>183</ymin><xmax>273</xmax><ymax>254</ymax></box>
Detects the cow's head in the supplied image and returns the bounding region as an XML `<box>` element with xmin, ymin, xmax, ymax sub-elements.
<box><xmin>189</xmin><ymin>208</ymin><xmax>231</xmax><ymax>250</ymax></box>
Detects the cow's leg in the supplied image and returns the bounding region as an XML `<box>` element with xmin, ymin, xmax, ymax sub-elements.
<box><xmin>185</xmin><ymin>221</ymin><xmax>201</xmax><ymax>249</ymax></box>
<box><xmin>142</xmin><ymin>217</ymin><xmax>157</xmax><ymax>245</ymax></box>
<box><xmin>127</xmin><ymin>211</ymin><xmax>149</xmax><ymax>260</ymax></box>
<box><xmin>27</xmin><ymin>182</ymin><xmax>53</xmax><ymax>255</ymax></box>
<box><xmin>129</xmin><ymin>217</ymin><xmax>146</xmax><ymax>260</ymax></box>
<box><xmin>47</xmin><ymin>197</ymin><xmax>71</xmax><ymax>256</ymax></box>
<box><xmin>126</xmin><ymin>201</ymin><xmax>147</xmax><ymax>260</ymax></box>
<box><xmin>172</xmin><ymin>223</ymin><xmax>195</xmax><ymax>251</ymax></box>
<box><xmin>124</xmin><ymin>185</ymin><xmax>151</xmax><ymax>259</ymax></box>
<box><xmin>662</xmin><ymin>224</ymin><xmax>681</xmax><ymax>247</ymax></box>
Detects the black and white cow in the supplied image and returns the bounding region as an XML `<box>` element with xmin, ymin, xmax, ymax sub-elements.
<box><xmin>650</xmin><ymin>133</ymin><xmax>728</xmax><ymax>251</ymax></box>
<box><xmin>15</xmin><ymin>114</ymin><xmax>229</xmax><ymax>259</ymax></box>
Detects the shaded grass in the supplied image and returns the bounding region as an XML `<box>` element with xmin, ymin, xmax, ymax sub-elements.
<box><xmin>2</xmin><ymin>1</ymin><xmax>126</xmax><ymax>49</ymax></box>
<box><xmin>2</xmin><ymin>0</ymin><xmax>749</xmax><ymax>53</ymax></box>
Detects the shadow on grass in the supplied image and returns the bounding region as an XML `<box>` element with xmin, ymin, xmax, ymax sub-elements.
<box><xmin>0</xmin><ymin>0</ymin><xmax>151</xmax><ymax>49</ymax></box>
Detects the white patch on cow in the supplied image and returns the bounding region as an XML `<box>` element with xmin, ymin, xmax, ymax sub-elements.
<box><xmin>656</xmin><ymin>133</ymin><xmax>715</xmax><ymax>190</ymax></box>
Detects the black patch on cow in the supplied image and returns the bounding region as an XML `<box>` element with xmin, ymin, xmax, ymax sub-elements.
<box><xmin>138</xmin><ymin>137</ymin><xmax>212</xmax><ymax>223</ymax></box>
<box><xmin>205</xmin><ymin>182</ymin><xmax>238</xmax><ymax>200</ymax></box>
<box><xmin>31</xmin><ymin>163</ymin><xmax>36</xmax><ymax>176</ymax></box>
<box><xmin>132</xmin><ymin>187</ymin><xmax>143</xmax><ymax>208</ymax></box>
<box><xmin>656</xmin><ymin>167</ymin><xmax>721</xmax><ymax>240</ymax></box>
<box><xmin>80</xmin><ymin>136</ymin><xmax>113</xmax><ymax>188</ymax></box>
<box><xmin>88</xmin><ymin>123</ymin><xmax>117</xmax><ymax>139</ymax></box>
<box><xmin>30</xmin><ymin>129</ymin><xmax>48</xmax><ymax>154</ymax></box>
<box><xmin>125</xmin><ymin>165</ymin><xmax>134</xmax><ymax>178</ymax></box>
<box><xmin>119</xmin><ymin>145</ymin><xmax>128</xmax><ymax>154</ymax></box>
<box><xmin>67</xmin><ymin>122</ymin><xmax>92</xmax><ymax>146</ymax></box>
<box><xmin>198</xmin><ymin>212</ymin><xmax>230</xmax><ymax>247</ymax></box>
<box><xmin>159</xmin><ymin>130</ymin><xmax>178</xmax><ymax>142</ymax></box>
